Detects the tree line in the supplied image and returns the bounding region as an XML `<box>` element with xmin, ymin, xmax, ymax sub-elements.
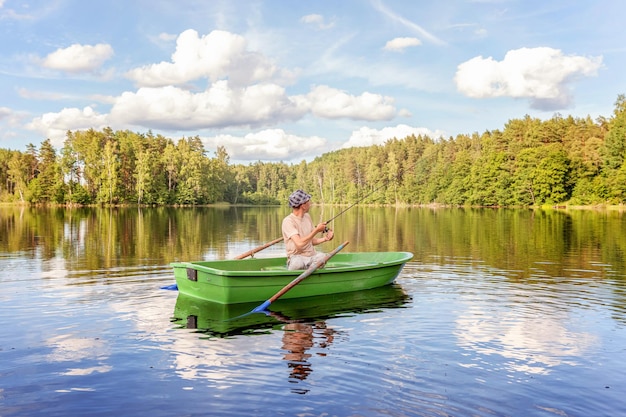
<box><xmin>1</xmin><ymin>94</ymin><xmax>625</xmax><ymax>207</ymax></box>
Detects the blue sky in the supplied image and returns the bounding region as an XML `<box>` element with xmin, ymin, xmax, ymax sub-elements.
<box><xmin>0</xmin><ymin>0</ymin><xmax>623</xmax><ymax>163</ymax></box>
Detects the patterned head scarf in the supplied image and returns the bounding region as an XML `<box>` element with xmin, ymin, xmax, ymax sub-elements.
<box><xmin>288</xmin><ymin>189</ymin><xmax>311</xmax><ymax>208</ymax></box>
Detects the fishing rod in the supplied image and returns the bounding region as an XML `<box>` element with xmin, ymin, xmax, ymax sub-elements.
<box><xmin>323</xmin><ymin>179</ymin><xmax>391</xmax><ymax>226</ymax></box>
<box><xmin>322</xmin><ymin>161</ymin><xmax>417</xmax><ymax>229</ymax></box>
<box><xmin>236</xmin><ymin>164</ymin><xmax>411</xmax><ymax>258</ymax></box>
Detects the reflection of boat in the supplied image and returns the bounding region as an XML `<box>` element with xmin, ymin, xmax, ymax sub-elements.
<box><xmin>172</xmin><ymin>283</ymin><xmax>411</xmax><ymax>336</ymax></box>
<box><xmin>170</xmin><ymin>252</ymin><xmax>413</xmax><ymax>304</ymax></box>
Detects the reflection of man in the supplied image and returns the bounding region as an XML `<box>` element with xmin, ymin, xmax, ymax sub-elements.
<box><xmin>281</xmin><ymin>321</ymin><xmax>336</xmax><ymax>385</ymax></box>
<box><xmin>282</xmin><ymin>323</ymin><xmax>314</xmax><ymax>381</ymax></box>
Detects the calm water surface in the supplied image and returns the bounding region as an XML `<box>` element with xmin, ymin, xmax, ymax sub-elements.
<box><xmin>1</xmin><ymin>206</ymin><xmax>625</xmax><ymax>417</ymax></box>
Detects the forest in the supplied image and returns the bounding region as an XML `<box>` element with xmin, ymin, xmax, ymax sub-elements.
<box><xmin>1</xmin><ymin>94</ymin><xmax>625</xmax><ymax>207</ymax></box>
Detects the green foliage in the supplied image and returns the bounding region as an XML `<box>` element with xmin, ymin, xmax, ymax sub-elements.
<box><xmin>68</xmin><ymin>183</ymin><xmax>91</xmax><ymax>205</ymax></box>
<box><xmin>2</xmin><ymin>94</ymin><xmax>626</xmax><ymax>206</ymax></box>
<box><xmin>602</xmin><ymin>94</ymin><xmax>626</xmax><ymax>170</ymax></box>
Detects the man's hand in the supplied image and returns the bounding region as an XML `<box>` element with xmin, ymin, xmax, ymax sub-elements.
<box><xmin>315</xmin><ymin>222</ymin><xmax>328</xmax><ymax>233</ymax></box>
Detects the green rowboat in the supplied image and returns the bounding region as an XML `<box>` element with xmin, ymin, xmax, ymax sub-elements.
<box><xmin>170</xmin><ymin>251</ymin><xmax>413</xmax><ymax>304</ymax></box>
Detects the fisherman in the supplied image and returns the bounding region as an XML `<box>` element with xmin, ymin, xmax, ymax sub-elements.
<box><xmin>282</xmin><ymin>189</ymin><xmax>334</xmax><ymax>270</ymax></box>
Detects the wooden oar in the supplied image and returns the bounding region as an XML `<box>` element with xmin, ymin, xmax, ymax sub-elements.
<box><xmin>252</xmin><ymin>241</ymin><xmax>349</xmax><ymax>313</ymax></box>
<box><xmin>234</xmin><ymin>237</ymin><xmax>283</xmax><ymax>260</ymax></box>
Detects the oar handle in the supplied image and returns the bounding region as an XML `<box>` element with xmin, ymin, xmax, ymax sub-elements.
<box><xmin>233</xmin><ymin>237</ymin><xmax>283</xmax><ymax>259</ymax></box>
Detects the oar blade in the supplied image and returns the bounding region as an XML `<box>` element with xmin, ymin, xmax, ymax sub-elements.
<box><xmin>252</xmin><ymin>300</ymin><xmax>271</xmax><ymax>313</ymax></box>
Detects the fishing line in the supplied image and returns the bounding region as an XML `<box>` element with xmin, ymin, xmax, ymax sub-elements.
<box><xmin>323</xmin><ymin>161</ymin><xmax>416</xmax><ymax>227</ymax></box>
<box><xmin>323</xmin><ymin>180</ymin><xmax>390</xmax><ymax>225</ymax></box>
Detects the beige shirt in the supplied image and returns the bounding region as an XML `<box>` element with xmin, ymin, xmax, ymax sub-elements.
<box><xmin>282</xmin><ymin>213</ymin><xmax>316</xmax><ymax>257</ymax></box>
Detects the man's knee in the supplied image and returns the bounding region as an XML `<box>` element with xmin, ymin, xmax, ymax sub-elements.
<box><xmin>288</xmin><ymin>256</ymin><xmax>307</xmax><ymax>270</ymax></box>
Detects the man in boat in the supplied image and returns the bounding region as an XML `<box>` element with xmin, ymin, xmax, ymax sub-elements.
<box><xmin>282</xmin><ymin>189</ymin><xmax>334</xmax><ymax>270</ymax></box>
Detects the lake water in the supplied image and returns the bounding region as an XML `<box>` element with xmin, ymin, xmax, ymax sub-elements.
<box><xmin>1</xmin><ymin>206</ymin><xmax>625</xmax><ymax>417</ymax></box>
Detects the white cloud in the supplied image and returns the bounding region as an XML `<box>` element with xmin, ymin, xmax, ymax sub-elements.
<box><xmin>202</xmin><ymin>129</ymin><xmax>327</xmax><ymax>161</ymax></box>
<box><xmin>474</xmin><ymin>27</ymin><xmax>488</xmax><ymax>37</ymax></box>
<box><xmin>23</xmin><ymin>82</ymin><xmax>398</xmax><ymax>144</ymax></box>
<box><xmin>126</xmin><ymin>29</ymin><xmax>287</xmax><ymax>88</ymax></box>
<box><xmin>341</xmin><ymin>124</ymin><xmax>444</xmax><ymax>149</ymax></box>
<box><xmin>384</xmin><ymin>37</ymin><xmax>421</xmax><ymax>52</ymax></box>
<box><xmin>0</xmin><ymin>1</ymin><xmax>34</xmax><ymax>20</ymax></box>
<box><xmin>301</xmin><ymin>14</ymin><xmax>335</xmax><ymax>30</ymax></box>
<box><xmin>158</xmin><ymin>32</ymin><xmax>177</xmax><ymax>42</ymax></box>
<box><xmin>26</xmin><ymin>106</ymin><xmax>109</xmax><ymax>147</ymax></box>
<box><xmin>41</xmin><ymin>43</ymin><xmax>114</xmax><ymax>73</ymax></box>
<box><xmin>398</xmin><ymin>108</ymin><xmax>412</xmax><ymax>117</ymax></box>
<box><xmin>109</xmin><ymin>81</ymin><xmax>306</xmax><ymax>130</ymax></box>
<box><xmin>17</xmin><ymin>88</ymin><xmax>74</xmax><ymax>101</ymax></box>
<box><xmin>0</xmin><ymin>107</ymin><xmax>29</xmax><ymax>134</ymax></box>
<box><xmin>18</xmin><ymin>90</ymin><xmax>115</xmax><ymax>105</ymax></box>
<box><xmin>301</xmin><ymin>85</ymin><xmax>396</xmax><ymax>121</ymax></box>
<box><xmin>454</xmin><ymin>47</ymin><xmax>603</xmax><ymax>110</ymax></box>
<box><xmin>0</xmin><ymin>107</ymin><xmax>24</xmax><ymax>141</ymax></box>
<box><xmin>22</xmin><ymin>28</ymin><xmax>400</xmax><ymax>150</ymax></box>
<box><xmin>107</xmin><ymin>82</ymin><xmax>396</xmax><ymax>131</ymax></box>
<box><xmin>0</xmin><ymin>106</ymin><xmax>11</xmax><ymax>119</ymax></box>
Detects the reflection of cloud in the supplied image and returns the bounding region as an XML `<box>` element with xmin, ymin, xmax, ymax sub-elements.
<box><xmin>455</xmin><ymin>305</ymin><xmax>598</xmax><ymax>375</ymax></box>
<box><xmin>168</xmin><ymin>333</ymin><xmax>279</xmax><ymax>382</ymax></box>
<box><xmin>40</xmin><ymin>256</ymin><xmax>68</xmax><ymax>278</ymax></box>
<box><xmin>54</xmin><ymin>387</ymin><xmax>96</xmax><ymax>393</ymax></box>
<box><xmin>45</xmin><ymin>333</ymin><xmax>112</xmax><ymax>384</ymax></box>
<box><xmin>63</xmin><ymin>366</ymin><xmax>112</xmax><ymax>376</ymax></box>
<box><xmin>46</xmin><ymin>333</ymin><xmax>109</xmax><ymax>363</ymax></box>
<box><xmin>110</xmin><ymin>292</ymin><xmax>267</xmax><ymax>383</ymax></box>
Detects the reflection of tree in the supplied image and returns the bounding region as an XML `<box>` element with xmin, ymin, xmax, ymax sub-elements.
<box><xmin>281</xmin><ymin>321</ymin><xmax>335</xmax><ymax>391</ymax></box>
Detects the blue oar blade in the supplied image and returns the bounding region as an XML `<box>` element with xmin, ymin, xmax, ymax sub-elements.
<box><xmin>161</xmin><ymin>283</ymin><xmax>178</xmax><ymax>290</ymax></box>
<box><xmin>252</xmin><ymin>300</ymin><xmax>271</xmax><ymax>313</ymax></box>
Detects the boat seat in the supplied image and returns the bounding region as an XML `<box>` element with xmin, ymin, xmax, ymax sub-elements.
<box><xmin>261</xmin><ymin>266</ymin><xmax>289</xmax><ymax>271</ymax></box>
<box><xmin>260</xmin><ymin>261</ymin><xmax>379</xmax><ymax>272</ymax></box>
<box><xmin>326</xmin><ymin>262</ymin><xmax>379</xmax><ymax>268</ymax></box>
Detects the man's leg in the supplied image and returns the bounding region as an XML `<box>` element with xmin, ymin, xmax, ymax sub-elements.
<box><xmin>287</xmin><ymin>255</ymin><xmax>309</xmax><ymax>270</ymax></box>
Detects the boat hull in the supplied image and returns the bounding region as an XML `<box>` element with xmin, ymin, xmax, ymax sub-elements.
<box><xmin>173</xmin><ymin>284</ymin><xmax>411</xmax><ymax>335</ymax></box>
<box><xmin>170</xmin><ymin>252</ymin><xmax>413</xmax><ymax>304</ymax></box>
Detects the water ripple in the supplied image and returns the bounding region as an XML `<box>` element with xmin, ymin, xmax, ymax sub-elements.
<box><xmin>3</xmin><ymin>254</ymin><xmax>626</xmax><ymax>417</ymax></box>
